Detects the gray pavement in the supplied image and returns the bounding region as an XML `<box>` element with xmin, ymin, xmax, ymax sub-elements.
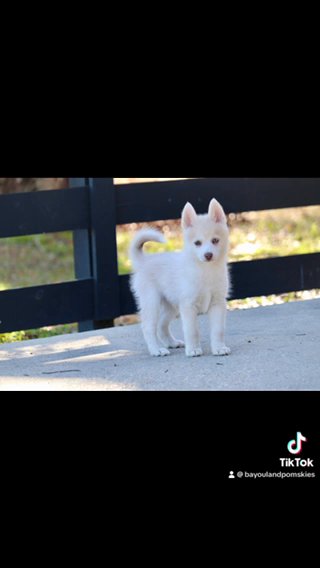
<box><xmin>0</xmin><ymin>299</ymin><xmax>319</xmax><ymax>391</ymax></box>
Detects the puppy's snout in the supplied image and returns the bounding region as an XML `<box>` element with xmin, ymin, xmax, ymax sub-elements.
<box><xmin>205</xmin><ymin>252</ymin><xmax>213</xmax><ymax>262</ymax></box>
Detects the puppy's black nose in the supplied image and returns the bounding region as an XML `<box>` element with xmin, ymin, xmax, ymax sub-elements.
<box><xmin>205</xmin><ymin>252</ymin><xmax>213</xmax><ymax>261</ymax></box>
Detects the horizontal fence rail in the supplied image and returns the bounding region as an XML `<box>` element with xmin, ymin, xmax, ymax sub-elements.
<box><xmin>0</xmin><ymin>177</ymin><xmax>319</xmax><ymax>334</ymax></box>
<box><xmin>0</xmin><ymin>280</ymin><xmax>94</xmax><ymax>333</ymax></box>
<box><xmin>0</xmin><ymin>187</ymin><xmax>89</xmax><ymax>238</ymax></box>
<box><xmin>116</xmin><ymin>178</ymin><xmax>320</xmax><ymax>224</ymax></box>
<box><xmin>118</xmin><ymin>253</ymin><xmax>320</xmax><ymax>316</ymax></box>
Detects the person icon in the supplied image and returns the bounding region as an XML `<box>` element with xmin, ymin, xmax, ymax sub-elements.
<box><xmin>229</xmin><ymin>471</ymin><xmax>235</xmax><ymax>479</ymax></box>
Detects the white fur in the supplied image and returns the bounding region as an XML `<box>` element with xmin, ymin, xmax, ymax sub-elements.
<box><xmin>129</xmin><ymin>198</ymin><xmax>231</xmax><ymax>357</ymax></box>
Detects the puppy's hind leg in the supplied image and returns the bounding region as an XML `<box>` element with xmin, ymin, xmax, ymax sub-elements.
<box><xmin>140</xmin><ymin>292</ymin><xmax>171</xmax><ymax>357</ymax></box>
<box><xmin>157</xmin><ymin>301</ymin><xmax>185</xmax><ymax>349</ymax></box>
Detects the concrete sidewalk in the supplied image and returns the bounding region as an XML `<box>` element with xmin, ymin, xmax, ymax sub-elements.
<box><xmin>0</xmin><ymin>299</ymin><xmax>319</xmax><ymax>391</ymax></box>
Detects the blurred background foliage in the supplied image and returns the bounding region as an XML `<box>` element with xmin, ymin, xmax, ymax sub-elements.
<box><xmin>0</xmin><ymin>178</ymin><xmax>68</xmax><ymax>193</ymax></box>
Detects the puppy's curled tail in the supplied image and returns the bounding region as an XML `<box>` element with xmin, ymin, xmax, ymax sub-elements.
<box><xmin>129</xmin><ymin>228</ymin><xmax>166</xmax><ymax>269</ymax></box>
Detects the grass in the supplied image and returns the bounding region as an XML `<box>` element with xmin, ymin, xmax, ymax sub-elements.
<box><xmin>0</xmin><ymin>232</ymin><xmax>74</xmax><ymax>289</ymax></box>
<box><xmin>0</xmin><ymin>232</ymin><xmax>76</xmax><ymax>343</ymax></box>
<box><xmin>117</xmin><ymin>206</ymin><xmax>320</xmax><ymax>270</ymax></box>
<box><xmin>229</xmin><ymin>208</ymin><xmax>320</xmax><ymax>261</ymax></box>
<box><xmin>1</xmin><ymin>205</ymin><xmax>320</xmax><ymax>343</ymax></box>
<box><xmin>0</xmin><ymin>324</ymin><xmax>77</xmax><ymax>344</ymax></box>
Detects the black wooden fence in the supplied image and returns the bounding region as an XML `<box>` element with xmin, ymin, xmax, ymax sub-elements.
<box><xmin>0</xmin><ymin>178</ymin><xmax>319</xmax><ymax>334</ymax></box>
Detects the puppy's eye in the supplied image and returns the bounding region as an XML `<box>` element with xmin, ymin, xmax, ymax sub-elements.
<box><xmin>212</xmin><ymin>238</ymin><xmax>220</xmax><ymax>245</ymax></box>
<box><xmin>194</xmin><ymin>240</ymin><xmax>202</xmax><ymax>247</ymax></box>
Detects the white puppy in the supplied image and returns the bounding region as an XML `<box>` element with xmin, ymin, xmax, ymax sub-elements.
<box><xmin>129</xmin><ymin>198</ymin><xmax>231</xmax><ymax>357</ymax></box>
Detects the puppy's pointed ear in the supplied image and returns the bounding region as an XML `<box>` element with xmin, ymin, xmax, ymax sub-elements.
<box><xmin>182</xmin><ymin>202</ymin><xmax>197</xmax><ymax>229</ymax></box>
<box><xmin>208</xmin><ymin>198</ymin><xmax>226</xmax><ymax>223</ymax></box>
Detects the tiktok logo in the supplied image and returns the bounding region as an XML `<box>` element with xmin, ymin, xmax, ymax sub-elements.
<box><xmin>287</xmin><ymin>432</ymin><xmax>307</xmax><ymax>455</ymax></box>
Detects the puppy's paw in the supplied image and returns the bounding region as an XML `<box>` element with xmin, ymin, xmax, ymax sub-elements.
<box><xmin>211</xmin><ymin>344</ymin><xmax>231</xmax><ymax>356</ymax></box>
<box><xmin>160</xmin><ymin>337</ymin><xmax>185</xmax><ymax>349</ymax></box>
<box><xmin>169</xmin><ymin>339</ymin><xmax>185</xmax><ymax>349</ymax></box>
<box><xmin>186</xmin><ymin>347</ymin><xmax>203</xmax><ymax>358</ymax></box>
<box><xmin>150</xmin><ymin>347</ymin><xmax>171</xmax><ymax>357</ymax></box>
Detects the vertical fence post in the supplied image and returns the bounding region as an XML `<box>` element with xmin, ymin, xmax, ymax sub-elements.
<box><xmin>70</xmin><ymin>178</ymin><xmax>94</xmax><ymax>331</ymax></box>
<box><xmin>70</xmin><ymin>177</ymin><xmax>120</xmax><ymax>331</ymax></box>
<box><xmin>87</xmin><ymin>178</ymin><xmax>120</xmax><ymax>328</ymax></box>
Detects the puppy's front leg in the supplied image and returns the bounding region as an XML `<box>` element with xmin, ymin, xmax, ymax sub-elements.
<box><xmin>180</xmin><ymin>304</ymin><xmax>203</xmax><ymax>357</ymax></box>
<box><xmin>209</xmin><ymin>302</ymin><xmax>231</xmax><ymax>356</ymax></box>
